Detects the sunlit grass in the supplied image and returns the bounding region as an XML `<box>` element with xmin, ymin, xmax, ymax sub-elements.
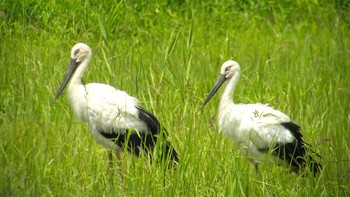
<box><xmin>1</xmin><ymin>0</ymin><xmax>349</xmax><ymax>196</ymax></box>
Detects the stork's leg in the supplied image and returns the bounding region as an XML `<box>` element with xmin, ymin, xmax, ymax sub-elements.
<box><xmin>254</xmin><ymin>163</ymin><xmax>259</xmax><ymax>173</ymax></box>
<box><xmin>108</xmin><ymin>149</ymin><xmax>122</xmax><ymax>169</ymax></box>
<box><xmin>108</xmin><ymin>151</ymin><xmax>113</xmax><ymax>168</ymax></box>
<box><xmin>115</xmin><ymin>149</ymin><xmax>122</xmax><ymax>169</ymax></box>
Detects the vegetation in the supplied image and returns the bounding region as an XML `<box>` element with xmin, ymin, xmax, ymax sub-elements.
<box><xmin>1</xmin><ymin>0</ymin><xmax>349</xmax><ymax>196</ymax></box>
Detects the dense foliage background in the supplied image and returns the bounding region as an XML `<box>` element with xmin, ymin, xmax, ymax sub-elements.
<box><xmin>1</xmin><ymin>0</ymin><xmax>349</xmax><ymax>196</ymax></box>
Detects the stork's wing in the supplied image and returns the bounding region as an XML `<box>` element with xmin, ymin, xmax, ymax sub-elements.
<box><xmin>85</xmin><ymin>83</ymin><xmax>149</xmax><ymax>134</ymax></box>
<box><xmin>249</xmin><ymin>113</ymin><xmax>296</xmax><ymax>151</ymax></box>
<box><xmin>136</xmin><ymin>105</ymin><xmax>160</xmax><ymax>135</ymax></box>
<box><xmin>85</xmin><ymin>83</ymin><xmax>178</xmax><ymax>162</ymax></box>
<box><xmin>244</xmin><ymin>104</ymin><xmax>312</xmax><ymax>170</ymax></box>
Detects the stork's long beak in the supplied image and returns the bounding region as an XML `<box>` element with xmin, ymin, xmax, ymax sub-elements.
<box><xmin>202</xmin><ymin>74</ymin><xmax>227</xmax><ymax>107</ymax></box>
<box><xmin>55</xmin><ymin>58</ymin><xmax>79</xmax><ymax>100</ymax></box>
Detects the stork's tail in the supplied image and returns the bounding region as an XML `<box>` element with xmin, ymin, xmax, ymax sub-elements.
<box><xmin>164</xmin><ymin>141</ymin><xmax>179</xmax><ymax>163</ymax></box>
<box><xmin>280</xmin><ymin>122</ymin><xmax>322</xmax><ymax>176</ymax></box>
<box><xmin>307</xmin><ymin>154</ymin><xmax>322</xmax><ymax>176</ymax></box>
<box><xmin>290</xmin><ymin>152</ymin><xmax>322</xmax><ymax>176</ymax></box>
<box><xmin>139</xmin><ymin>134</ymin><xmax>179</xmax><ymax>167</ymax></box>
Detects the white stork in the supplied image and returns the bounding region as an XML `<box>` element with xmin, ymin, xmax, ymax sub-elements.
<box><xmin>55</xmin><ymin>43</ymin><xmax>178</xmax><ymax>167</ymax></box>
<box><xmin>202</xmin><ymin>60</ymin><xmax>321</xmax><ymax>175</ymax></box>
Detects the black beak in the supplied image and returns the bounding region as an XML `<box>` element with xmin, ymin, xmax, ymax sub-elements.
<box><xmin>202</xmin><ymin>74</ymin><xmax>227</xmax><ymax>107</ymax></box>
<box><xmin>55</xmin><ymin>58</ymin><xmax>79</xmax><ymax>100</ymax></box>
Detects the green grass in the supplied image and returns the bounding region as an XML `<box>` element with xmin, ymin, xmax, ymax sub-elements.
<box><xmin>1</xmin><ymin>0</ymin><xmax>349</xmax><ymax>196</ymax></box>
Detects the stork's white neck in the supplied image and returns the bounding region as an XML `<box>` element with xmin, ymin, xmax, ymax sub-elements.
<box><xmin>70</xmin><ymin>58</ymin><xmax>91</xmax><ymax>86</ymax></box>
<box><xmin>220</xmin><ymin>72</ymin><xmax>240</xmax><ymax>108</ymax></box>
<box><xmin>66</xmin><ymin>57</ymin><xmax>91</xmax><ymax>122</ymax></box>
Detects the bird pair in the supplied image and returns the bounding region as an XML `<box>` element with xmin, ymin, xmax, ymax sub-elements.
<box><xmin>55</xmin><ymin>43</ymin><xmax>321</xmax><ymax>175</ymax></box>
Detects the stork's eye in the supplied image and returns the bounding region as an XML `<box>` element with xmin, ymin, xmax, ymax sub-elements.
<box><xmin>225</xmin><ymin>66</ymin><xmax>231</xmax><ymax>72</ymax></box>
<box><xmin>74</xmin><ymin>49</ymin><xmax>80</xmax><ymax>56</ymax></box>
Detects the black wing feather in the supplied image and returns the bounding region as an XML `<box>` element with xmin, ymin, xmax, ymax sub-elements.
<box><xmin>136</xmin><ymin>106</ymin><xmax>160</xmax><ymax>135</ymax></box>
<box><xmin>99</xmin><ymin>130</ymin><xmax>156</xmax><ymax>157</ymax></box>
<box><xmin>99</xmin><ymin>106</ymin><xmax>179</xmax><ymax>163</ymax></box>
<box><xmin>273</xmin><ymin>122</ymin><xmax>321</xmax><ymax>175</ymax></box>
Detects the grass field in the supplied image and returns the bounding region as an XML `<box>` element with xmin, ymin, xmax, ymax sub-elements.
<box><xmin>1</xmin><ymin>0</ymin><xmax>349</xmax><ymax>196</ymax></box>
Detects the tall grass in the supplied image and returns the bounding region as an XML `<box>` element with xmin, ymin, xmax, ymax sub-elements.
<box><xmin>1</xmin><ymin>0</ymin><xmax>349</xmax><ymax>196</ymax></box>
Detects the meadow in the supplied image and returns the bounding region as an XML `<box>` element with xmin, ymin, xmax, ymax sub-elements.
<box><xmin>1</xmin><ymin>0</ymin><xmax>349</xmax><ymax>196</ymax></box>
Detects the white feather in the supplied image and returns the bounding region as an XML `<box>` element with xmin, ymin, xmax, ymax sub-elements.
<box><xmin>58</xmin><ymin>44</ymin><xmax>149</xmax><ymax>150</ymax></box>
<box><xmin>55</xmin><ymin>43</ymin><xmax>179</xmax><ymax>163</ymax></box>
<box><xmin>204</xmin><ymin>60</ymin><xmax>301</xmax><ymax>167</ymax></box>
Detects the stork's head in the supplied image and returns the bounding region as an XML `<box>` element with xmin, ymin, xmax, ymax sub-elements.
<box><xmin>55</xmin><ymin>43</ymin><xmax>92</xmax><ymax>100</ymax></box>
<box><xmin>220</xmin><ymin>60</ymin><xmax>241</xmax><ymax>79</ymax></box>
<box><xmin>71</xmin><ymin>43</ymin><xmax>92</xmax><ymax>64</ymax></box>
<box><xmin>202</xmin><ymin>60</ymin><xmax>241</xmax><ymax>107</ymax></box>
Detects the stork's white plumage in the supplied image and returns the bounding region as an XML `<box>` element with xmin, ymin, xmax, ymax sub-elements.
<box><xmin>202</xmin><ymin>60</ymin><xmax>321</xmax><ymax>175</ymax></box>
<box><xmin>55</xmin><ymin>43</ymin><xmax>178</xmax><ymax>166</ymax></box>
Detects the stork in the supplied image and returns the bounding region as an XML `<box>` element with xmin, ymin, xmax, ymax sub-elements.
<box><xmin>55</xmin><ymin>43</ymin><xmax>178</xmax><ymax>167</ymax></box>
<box><xmin>202</xmin><ymin>60</ymin><xmax>321</xmax><ymax>175</ymax></box>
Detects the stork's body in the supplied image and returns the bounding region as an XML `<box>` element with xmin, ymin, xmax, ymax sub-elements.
<box><xmin>55</xmin><ymin>43</ymin><xmax>178</xmax><ymax>165</ymax></box>
<box><xmin>203</xmin><ymin>60</ymin><xmax>321</xmax><ymax>174</ymax></box>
